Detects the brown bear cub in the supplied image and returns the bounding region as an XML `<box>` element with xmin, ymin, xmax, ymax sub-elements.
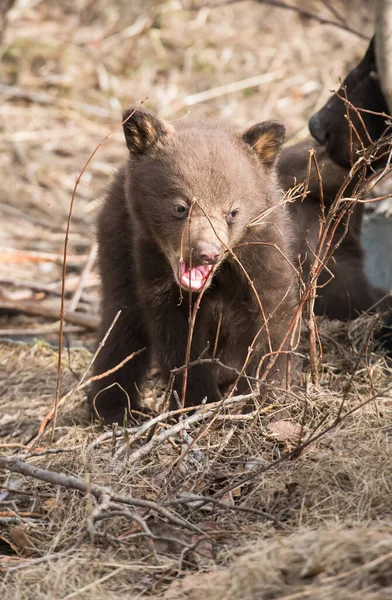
<box><xmin>89</xmin><ymin>107</ymin><xmax>297</xmax><ymax>424</ymax></box>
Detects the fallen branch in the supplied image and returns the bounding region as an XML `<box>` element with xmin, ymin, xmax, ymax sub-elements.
<box><xmin>0</xmin><ymin>457</ymin><xmax>202</xmax><ymax>534</ymax></box>
<box><xmin>0</xmin><ymin>83</ymin><xmax>114</xmax><ymax>119</ymax></box>
<box><xmin>0</xmin><ymin>248</ymin><xmax>89</xmax><ymax>267</ymax></box>
<box><xmin>161</xmin><ymin>70</ymin><xmax>284</xmax><ymax>116</ymax></box>
<box><xmin>115</xmin><ymin>392</ymin><xmax>256</xmax><ymax>462</ymax></box>
<box><xmin>0</xmin><ymin>325</ymin><xmax>83</xmax><ymax>337</ymax></box>
<box><xmin>164</xmin><ymin>492</ymin><xmax>277</xmax><ymax>523</ymax></box>
<box><xmin>0</xmin><ymin>277</ymin><xmax>65</xmax><ymax>297</ymax></box>
<box><xmin>0</xmin><ymin>300</ymin><xmax>99</xmax><ymax>330</ymax></box>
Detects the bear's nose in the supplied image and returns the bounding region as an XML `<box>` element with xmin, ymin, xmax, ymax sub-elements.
<box><xmin>197</xmin><ymin>245</ymin><xmax>220</xmax><ymax>265</ymax></box>
<box><xmin>309</xmin><ymin>113</ymin><xmax>328</xmax><ymax>146</ymax></box>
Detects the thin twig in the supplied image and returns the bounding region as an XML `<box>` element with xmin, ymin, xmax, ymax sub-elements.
<box><xmin>69</xmin><ymin>242</ymin><xmax>98</xmax><ymax>313</ymax></box>
<box><xmin>0</xmin><ymin>456</ymin><xmax>203</xmax><ymax>534</ymax></box>
<box><xmin>53</xmin><ymin>102</ymin><xmax>146</xmax><ymax>439</ymax></box>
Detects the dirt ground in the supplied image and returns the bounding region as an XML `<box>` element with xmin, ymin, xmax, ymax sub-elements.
<box><xmin>1</xmin><ymin>1</ymin><xmax>392</xmax><ymax>599</ymax></box>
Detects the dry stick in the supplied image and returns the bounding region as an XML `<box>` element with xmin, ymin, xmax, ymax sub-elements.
<box><xmin>163</xmin><ymin>201</ymin><xmax>303</xmax><ymax>489</ymax></box>
<box><xmin>181</xmin><ymin>202</ymin><xmax>196</xmax><ymax>408</ymax></box>
<box><xmin>92</xmin><ymin>507</ymin><xmax>195</xmax><ymax>555</ymax></box>
<box><xmin>340</xmin><ymin>88</ymin><xmax>374</xmax><ymax>148</ymax></box>
<box><xmin>256</xmin><ymin>0</ymin><xmax>368</xmax><ymax>40</ymax></box>
<box><xmin>123</xmin><ymin>393</ymin><xmax>256</xmax><ymax>463</ymax></box>
<box><xmin>91</xmin><ymin>390</ymin><xmax>265</xmax><ymax>454</ymax></box>
<box><xmin>48</xmin><ymin>311</ymin><xmax>124</xmax><ymax>437</ymax></box>
<box><xmin>248</xmin><ymin>183</ymin><xmax>304</xmax><ymax>229</ymax></box>
<box><xmin>0</xmin><ymin>83</ymin><xmax>113</xmax><ymax>119</ymax></box>
<box><xmin>298</xmin><ymin>128</ymin><xmax>381</xmax><ymax>305</ymax></box>
<box><xmin>187</xmin><ymin>0</ymin><xmax>368</xmax><ymax>39</ymax></box>
<box><xmin>316</xmin><ymin>143</ymin><xmax>392</xmax><ymax>278</ymax></box>
<box><xmin>4</xmin><ymin>551</ymin><xmax>76</xmax><ymax>574</ymax></box>
<box><xmin>180</xmin><ymin>273</ymin><xmax>214</xmax><ymax>408</ymax></box>
<box><xmin>320</xmin><ymin>0</ymin><xmax>346</xmax><ymax>25</ymax></box>
<box><xmin>68</xmin><ymin>242</ymin><xmax>98</xmax><ymax>312</ymax></box>
<box><xmin>334</xmin><ymin>316</ymin><xmax>381</xmax><ymax>425</ymax></box>
<box><xmin>335</xmin><ymin>91</ymin><xmax>392</xmax><ymax>175</ymax></box>
<box><xmin>307</xmin><ymin>150</ymin><xmax>321</xmax><ymax>385</ymax></box>
<box><xmin>363</xmin><ymin>143</ymin><xmax>392</xmax><ymax>191</ymax></box>
<box><xmin>209</xmin><ymin>380</ymin><xmax>392</xmax><ymax>503</ymax></box>
<box><xmin>0</xmin><ymin>300</ymin><xmax>99</xmax><ymax>330</ymax></box>
<box><xmin>255</xmin><ymin>135</ymin><xmax>391</xmax><ymax>387</ymax></box>
<box><xmin>0</xmin><ymin>326</ymin><xmax>83</xmax><ymax>337</ymax></box>
<box><xmin>212</xmin><ymin>310</ymin><xmax>223</xmax><ymax>359</ymax></box>
<box><xmin>173</xmin><ymin>355</ymin><xmax>260</xmax><ymax>383</ymax></box>
<box><xmin>53</xmin><ymin>102</ymin><xmax>146</xmax><ymax>440</ymax></box>
<box><xmin>161</xmin><ymin>199</ymin><xmax>280</xmax><ymax>489</ymax></box>
<box><xmin>28</xmin><ymin>346</ymin><xmax>145</xmax><ymax>449</ymax></box>
<box><xmin>165</xmin><ymin>493</ymin><xmax>277</xmax><ymax>523</ymax></box>
<box><xmin>357</xmin><ymin>192</ymin><xmax>392</xmax><ymax>203</ymax></box>
<box><xmin>0</xmin><ymin>277</ymin><xmax>65</xmax><ymax>297</ymax></box>
<box><xmin>161</xmin><ymin>71</ymin><xmax>284</xmax><ymax>116</ymax></box>
<box><xmin>0</xmin><ymin>248</ymin><xmax>90</xmax><ymax>266</ymax></box>
<box><xmin>194</xmin><ymin>199</ymin><xmax>273</xmax><ymax>353</ymax></box>
<box><xmin>0</xmin><ymin>456</ymin><xmax>202</xmax><ymax>534</ymax></box>
<box><xmin>0</xmin><ymin>511</ymin><xmax>41</xmax><ymax>519</ymax></box>
<box><xmin>162</xmin><ymin>345</ymin><xmax>211</xmax><ymax>411</ymax></box>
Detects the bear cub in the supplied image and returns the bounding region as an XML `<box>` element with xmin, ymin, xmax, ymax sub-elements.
<box><xmin>90</xmin><ymin>107</ymin><xmax>297</xmax><ymax>423</ymax></box>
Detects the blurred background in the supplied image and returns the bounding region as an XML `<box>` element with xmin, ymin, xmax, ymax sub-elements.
<box><xmin>0</xmin><ymin>0</ymin><xmax>386</xmax><ymax>341</ymax></box>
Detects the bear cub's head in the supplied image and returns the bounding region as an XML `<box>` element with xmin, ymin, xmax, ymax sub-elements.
<box><xmin>123</xmin><ymin>106</ymin><xmax>285</xmax><ymax>293</ymax></box>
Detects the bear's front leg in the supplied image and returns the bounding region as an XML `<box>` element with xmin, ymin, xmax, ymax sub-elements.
<box><xmin>145</xmin><ymin>300</ymin><xmax>221</xmax><ymax>409</ymax></box>
<box><xmin>89</xmin><ymin>175</ymin><xmax>151</xmax><ymax>424</ymax></box>
<box><xmin>89</xmin><ymin>306</ymin><xmax>151</xmax><ymax>424</ymax></box>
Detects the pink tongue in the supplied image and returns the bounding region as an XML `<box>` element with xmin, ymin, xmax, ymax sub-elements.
<box><xmin>179</xmin><ymin>263</ymin><xmax>213</xmax><ymax>291</ymax></box>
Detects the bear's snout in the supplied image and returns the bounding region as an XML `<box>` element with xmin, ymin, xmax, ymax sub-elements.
<box><xmin>194</xmin><ymin>243</ymin><xmax>220</xmax><ymax>266</ymax></box>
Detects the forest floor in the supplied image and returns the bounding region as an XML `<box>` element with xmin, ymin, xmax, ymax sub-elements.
<box><xmin>1</xmin><ymin>1</ymin><xmax>392</xmax><ymax>599</ymax></box>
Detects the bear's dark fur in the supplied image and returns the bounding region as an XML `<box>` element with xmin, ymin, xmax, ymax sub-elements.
<box><xmin>306</xmin><ymin>36</ymin><xmax>392</xmax><ymax>351</ymax></box>
<box><xmin>278</xmin><ymin>138</ymin><xmax>392</xmax><ymax>320</ymax></box>
<box><xmin>90</xmin><ymin>107</ymin><xmax>298</xmax><ymax>423</ymax></box>
<box><xmin>309</xmin><ymin>36</ymin><xmax>389</xmax><ymax>169</ymax></box>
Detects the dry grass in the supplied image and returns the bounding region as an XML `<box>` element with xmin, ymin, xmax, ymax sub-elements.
<box><xmin>1</xmin><ymin>1</ymin><xmax>392</xmax><ymax>599</ymax></box>
<box><xmin>165</xmin><ymin>525</ymin><xmax>392</xmax><ymax>599</ymax></box>
<box><xmin>1</xmin><ymin>315</ymin><xmax>392</xmax><ymax>599</ymax></box>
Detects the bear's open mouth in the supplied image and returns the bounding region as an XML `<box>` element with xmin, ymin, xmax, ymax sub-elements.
<box><xmin>178</xmin><ymin>261</ymin><xmax>213</xmax><ymax>292</ymax></box>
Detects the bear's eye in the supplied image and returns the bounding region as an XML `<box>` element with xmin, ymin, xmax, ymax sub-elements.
<box><xmin>173</xmin><ymin>202</ymin><xmax>189</xmax><ymax>218</ymax></box>
<box><xmin>227</xmin><ymin>209</ymin><xmax>239</xmax><ymax>224</ymax></box>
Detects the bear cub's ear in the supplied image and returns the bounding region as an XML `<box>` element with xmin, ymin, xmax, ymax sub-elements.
<box><xmin>241</xmin><ymin>120</ymin><xmax>286</xmax><ymax>168</ymax></box>
<box><xmin>122</xmin><ymin>106</ymin><xmax>174</xmax><ymax>155</ymax></box>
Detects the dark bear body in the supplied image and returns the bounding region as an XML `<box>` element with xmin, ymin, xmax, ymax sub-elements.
<box><xmin>278</xmin><ymin>138</ymin><xmax>391</xmax><ymax>320</ymax></box>
<box><xmin>305</xmin><ymin>36</ymin><xmax>392</xmax><ymax>350</ymax></box>
<box><xmin>90</xmin><ymin>108</ymin><xmax>297</xmax><ymax>423</ymax></box>
<box><xmin>309</xmin><ymin>36</ymin><xmax>389</xmax><ymax>169</ymax></box>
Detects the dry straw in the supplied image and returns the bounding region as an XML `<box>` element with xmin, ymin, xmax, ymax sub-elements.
<box><xmin>1</xmin><ymin>1</ymin><xmax>392</xmax><ymax>599</ymax></box>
